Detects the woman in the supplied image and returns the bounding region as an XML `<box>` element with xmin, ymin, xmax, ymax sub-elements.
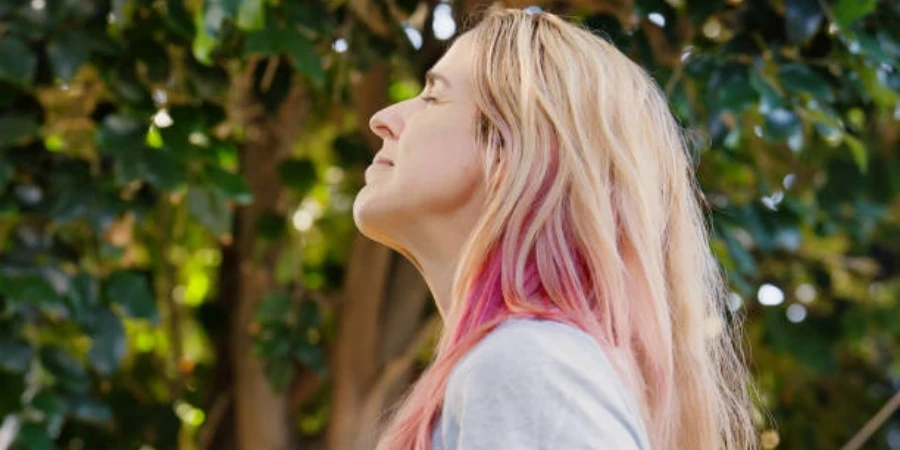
<box><xmin>353</xmin><ymin>7</ymin><xmax>759</xmax><ymax>450</ymax></box>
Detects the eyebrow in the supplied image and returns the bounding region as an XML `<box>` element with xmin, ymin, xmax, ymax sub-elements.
<box><xmin>425</xmin><ymin>70</ymin><xmax>452</xmax><ymax>89</ymax></box>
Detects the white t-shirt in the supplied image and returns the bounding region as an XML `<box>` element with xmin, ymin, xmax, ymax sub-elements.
<box><xmin>431</xmin><ymin>318</ymin><xmax>652</xmax><ymax>450</ymax></box>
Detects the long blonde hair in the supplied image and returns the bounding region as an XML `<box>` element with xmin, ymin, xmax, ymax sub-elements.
<box><xmin>375</xmin><ymin>7</ymin><xmax>758</xmax><ymax>450</ymax></box>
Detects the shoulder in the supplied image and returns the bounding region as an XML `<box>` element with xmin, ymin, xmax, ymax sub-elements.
<box><xmin>448</xmin><ymin>318</ymin><xmax>620</xmax><ymax>393</ymax></box>
<box><xmin>440</xmin><ymin>318</ymin><xmax>651</xmax><ymax>449</ymax></box>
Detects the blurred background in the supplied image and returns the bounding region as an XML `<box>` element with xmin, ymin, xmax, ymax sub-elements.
<box><xmin>0</xmin><ymin>0</ymin><xmax>898</xmax><ymax>449</ymax></box>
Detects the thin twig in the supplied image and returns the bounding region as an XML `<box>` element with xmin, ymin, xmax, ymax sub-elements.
<box><xmin>197</xmin><ymin>390</ymin><xmax>233</xmax><ymax>450</ymax></box>
<box><xmin>260</xmin><ymin>56</ymin><xmax>279</xmax><ymax>93</ymax></box>
<box><xmin>839</xmin><ymin>390</ymin><xmax>900</xmax><ymax>450</ymax></box>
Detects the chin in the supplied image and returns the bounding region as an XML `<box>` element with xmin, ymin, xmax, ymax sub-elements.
<box><xmin>353</xmin><ymin>217</ymin><xmax>398</xmax><ymax>250</ymax></box>
<box><xmin>353</xmin><ymin>190</ymin><xmax>389</xmax><ymax>240</ymax></box>
<box><xmin>351</xmin><ymin>191</ymin><xmax>372</xmax><ymax>234</ymax></box>
<box><xmin>354</xmin><ymin>195</ymin><xmax>414</xmax><ymax>253</ymax></box>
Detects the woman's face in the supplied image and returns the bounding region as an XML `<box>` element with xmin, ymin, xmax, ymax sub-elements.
<box><xmin>353</xmin><ymin>36</ymin><xmax>486</xmax><ymax>248</ymax></box>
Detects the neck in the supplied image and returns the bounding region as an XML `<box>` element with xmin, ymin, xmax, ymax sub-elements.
<box><xmin>382</xmin><ymin>190</ymin><xmax>487</xmax><ymax>323</ymax></box>
<box><xmin>398</xmin><ymin>219</ymin><xmax>472</xmax><ymax>320</ymax></box>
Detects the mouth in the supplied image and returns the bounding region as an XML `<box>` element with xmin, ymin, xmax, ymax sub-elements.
<box><xmin>374</xmin><ymin>156</ymin><xmax>394</xmax><ymax>167</ymax></box>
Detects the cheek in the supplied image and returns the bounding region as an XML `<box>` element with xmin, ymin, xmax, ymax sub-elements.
<box><xmin>402</xmin><ymin>133</ymin><xmax>483</xmax><ymax>212</ymax></box>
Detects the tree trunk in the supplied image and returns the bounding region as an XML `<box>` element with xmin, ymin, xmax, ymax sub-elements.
<box><xmin>219</xmin><ymin>58</ymin><xmax>311</xmax><ymax>450</ymax></box>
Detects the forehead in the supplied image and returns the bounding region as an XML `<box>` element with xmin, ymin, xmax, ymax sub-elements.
<box><xmin>427</xmin><ymin>35</ymin><xmax>474</xmax><ymax>90</ymax></box>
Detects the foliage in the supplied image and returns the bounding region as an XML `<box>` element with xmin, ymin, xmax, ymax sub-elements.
<box><xmin>0</xmin><ymin>0</ymin><xmax>898</xmax><ymax>449</ymax></box>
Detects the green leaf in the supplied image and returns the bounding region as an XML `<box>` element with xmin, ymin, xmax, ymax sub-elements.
<box><xmin>242</xmin><ymin>16</ymin><xmax>324</xmax><ymax>85</ymax></box>
<box><xmin>298</xmin><ymin>299</ymin><xmax>321</xmax><ymax>330</ymax></box>
<box><xmin>47</xmin><ymin>31</ymin><xmax>91</xmax><ymax>81</ymax></box>
<box><xmin>736</xmin><ymin>205</ymin><xmax>775</xmax><ymax>251</ymax></box>
<box><xmin>206</xmin><ymin>165</ymin><xmax>253</xmax><ymax>204</ymax></box>
<box><xmin>832</xmin><ymin>0</ymin><xmax>877</xmax><ymax>29</ymax></box>
<box><xmin>804</xmin><ymin>103</ymin><xmax>843</xmax><ymax>129</ymax></box>
<box><xmin>187</xmin><ymin>60</ymin><xmax>230</xmax><ymax>100</ymax></box>
<box><xmin>722</xmin><ymin>229</ymin><xmax>758</xmax><ymax>275</ymax></box>
<box><xmin>236</xmin><ymin>0</ymin><xmax>265</xmax><ymax>31</ymax></box>
<box><xmin>814</xmin><ymin>122</ymin><xmax>843</xmax><ymax>144</ymax></box>
<box><xmin>30</xmin><ymin>391</ymin><xmax>64</xmax><ymax>421</ymax></box>
<box><xmin>163</xmin><ymin>0</ymin><xmax>195</xmax><ymax>41</ymax></box>
<box><xmin>115</xmin><ymin>152</ymin><xmax>144</xmax><ymax>186</ymax></box>
<box><xmin>750</xmin><ymin>71</ymin><xmax>785</xmax><ymax>113</ymax></box>
<box><xmin>192</xmin><ymin>8</ymin><xmax>217</xmax><ymax>65</ymax></box>
<box><xmin>111</xmin><ymin>0</ymin><xmax>137</xmax><ymax>27</ymax></box>
<box><xmin>763</xmin><ymin>108</ymin><xmax>803</xmax><ymax>142</ymax></box>
<box><xmin>255</xmin><ymin>327</ymin><xmax>292</xmax><ymax>357</ymax></box>
<box><xmin>295</xmin><ymin>341</ymin><xmax>326</xmax><ymax>375</ymax></box>
<box><xmin>0</xmin><ymin>371</ymin><xmax>25</xmax><ymax>416</ymax></box>
<box><xmin>842</xmin><ymin>30</ymin><xmax>894</xmax><ymax>66</ymax></box>
<box><xmin>116</xmin><ymin>150</ymin><xmax>150</xmax><ymax>186</ymax></box>
<box><xmin>0</xmin><ymin>113</ymin><xmax>40</xmax><ymax>148</ymax></box>
<box><xmin>0</xmin><ymin>37</ymin><xmax>37</xmax><ymax>87</ymax></box>
<box><xmin>96</xmin><ymin>114</ymin><xmax>147</xmax><ymax>155</ymax></box>
<box><xmin>68</xmin><ymin>395</ymin><xmax>113</xmax><ymax>424</ymax></box>
<box><xmin>68</xmin><ymin>274</ymin><xmax>102</xmax><ymax>328</ymax></box>
<box><xmin>282</xmin><ymin>2</ymin><xmax>332</xmax><ymax>35</ymax></box>
<box><xmin>0</xmin><ymin>1</ymin><xmax>21</xmax><ymax>16</ymax></box>
<box><xmin>0</xmin><ymin>83</ymin><xmax>17</xmax><ymax>108</ymax></box>
<box><xmin>846</xmin><ymin>107</ymin><xmax>866</xmax><ymax>131</ymax></box>
<box><xmin>105</xmin><ymin>64</ymin><xmax>152</xmax><ymax>107</ymax></box>
<box><xmin>50</xmin><ymin>187</ymin><xmax>123</xmax><ymax>233</ymax></box>
<box><xmin>785</xmin><ymin>0</ymin><xmax>824</xmax><ymax>44</ymax></box>
<box><xmin>159</xmin><ymin>103</ymin><xmax>226</xmax><ymax>147</ymax></box>
<box><xmin>146</xmin><ymin>124</ymin><xmax>164</xmax><ymax>148</ymax></box>
<box><xmin>15</xmin><ymin>423</ymin><xmax>55</xmax><ymax>450</ymax></box>
<box><xmin>142</xmin><ymin>149</ymin><xmax>186</xmax><ymax>191</ymax></box>
<box><xmin>0</xmin><ymin>338</ymin><xmax>33</xmax><ymax>373</ymax></box>
<box><xmin>41</xmin><ymin>348</ymin><xmax>90</xmax><ymax>393</ymax></box>
<box><xmin>263</xmin><ymin>358</ymin><xmax>295</xmax><ymax>391</ymax></box>
<box><xmin>717</xmin><ymin>76</ymin><xmax>757</xmax><ymax>112</ymax></box>
<box><xmin>779</xmin><ymin>64</ymin><xmax>834</xmax><ymax>102</ymax></box>
<box><xmin>857</xmin><ymin>62</ymin><xmax>898</xmax><ymax>110</ymax></box>
<box><xmin>0</xmin><ymin>274</ymin><xmax>63</xmax><ymax>316</ymax></box>
<box><xmin>105</xmin><ymin>271</ymin><xmax>159</xmax><ymax>322</ymax></box>
<box><xmin>86</xmin><ymin>309</ymin><xmax>126</xmax><ymax>375</ymax></box>
<box><xmin>256</xmin><ymin>211</ymin><xmax>286</xmax><ymax>241</ymax></box>
<box><xmin>192</xmin><ymin>0</ymin><xmax>241</xmax><ymax>62</ymax></box>
<box><xmin>86</xmin><ymin>27</ymin><xmax>121</xmax><ymax>56</ymax></box>
<box><xmin>187</xmin><ymin>184</ymin><xmax>232</xmax><ymax>236</ymax></box>
<box><xmin>134</xmin><ymin>39</ymin><xmax>171</xmax><ymax>83</ymax></box>
<box><xmin>211</xmin><ymin>0</ymin><xmax>241</xmax><ymax>17</ymax></box>
<box><xmin>285</xmin><ymin>34</ymin><xmax>325</xmax><ymax>85</ymax></box>
<box><xmin>0</xmin><ymin>198</ymin><xmax>18</xmax><ymax>218</ymax></box>
<box><xmin>0</xmin><ymin>154</ymin><xmax>13</xmax><ymax>188</ymax></box>
<box><xmin>256</xmin><ymin>292</ymin><xmax>291</xmax><ymax>323</ymax></box>
<box><xmin>844</xmin><ymin>134</ymin><xmax>868</xmax><ymax>173</ymax></box>
<box><xmin>762</xmin><ymin>309</ymin><xmax>837</xmax><ymax>374</ymax></box>
<box><xmin>244</xmin><ymin>25</ymin><xmax>281</xmax><ymax>55</ymax></box>
<box><xmin>278</xmin><ymin>158</ymin><xmax>316</xmax><ymax>193</ymax></box>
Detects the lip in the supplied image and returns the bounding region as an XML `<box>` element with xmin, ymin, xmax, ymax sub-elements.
<box><xmin>373</xmin><ymin>156</ymin><xmax>394</xmax><ymax>167</ymax></box>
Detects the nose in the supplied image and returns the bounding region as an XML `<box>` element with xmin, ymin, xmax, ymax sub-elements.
<box><xmin>368</xmin><ymin>103</ymin><xmax>405</xmax><ymax>141</ymax></box>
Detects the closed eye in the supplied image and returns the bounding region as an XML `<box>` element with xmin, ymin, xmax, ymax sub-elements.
<box><xmin>421</xmin><ymin>95</ymin><xmax>437</xmax><ymax>104</ymax></box>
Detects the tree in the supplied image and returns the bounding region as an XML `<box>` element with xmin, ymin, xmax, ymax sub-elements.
<box><xmin>0</xmin><ymin>0</ymin><xmax>898</xmax><ymax>449</ymax></box>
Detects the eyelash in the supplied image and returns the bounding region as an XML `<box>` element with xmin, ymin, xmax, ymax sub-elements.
<box><xmin>421</xmin><ymin>95</ymin><xmax>437</xmax><ymax>104</ymax></box>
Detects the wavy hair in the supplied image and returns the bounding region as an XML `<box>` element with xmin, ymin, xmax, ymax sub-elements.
<box><xmin>375</xmin><ymin>7</ymin><xmax>758</xmax><ymax>450</ymax></box>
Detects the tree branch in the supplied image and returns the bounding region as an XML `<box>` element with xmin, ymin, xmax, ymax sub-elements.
<box><xmin>839</xmin><ymin>389</ymin><xmax>900</xmax><ymax>450</ymax></box>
